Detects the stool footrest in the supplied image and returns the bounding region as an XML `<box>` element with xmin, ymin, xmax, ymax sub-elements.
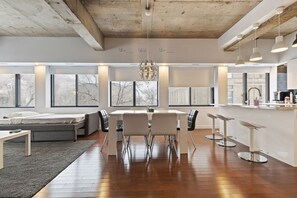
<box><xmin>238</xmin><ymin>152</ymin><xmax>268</xmax><ymax>163</ymax></box>
<box><xmin>216</xmin><ymin>140</ymin><xmax>236</xmax><ymax>147</ymax></box>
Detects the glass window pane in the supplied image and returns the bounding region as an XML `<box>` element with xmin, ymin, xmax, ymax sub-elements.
<box><xmin>247</xmin><ymin>73</ymin><xmax>266</xmax><ymax>103</ymax></box>
<box><xmin>111</xmin><ymin>81</ymin><xmax>133</xmax><ymax>106</ymax></box>
<box><xmin>169</xmin><ymin>87</ymin><xmax>190</xmax><ymax>105</ymax></box>
<box><xmin>135</xmin><ymin>81</ymin><xmax>158</xmax><ymax>106</ymax></box>
<box><xmin>20</xmin><ymin>74</ymin><xmax>35</xmax><ymax>107</ymax></box>
<box><xmin>77</xmin><ymin>74</ymin><xmax>98</xmax><ymax>106</ymax></box>
<box><xmin>0</xmin><ymin>74</ymin><xmax>15</xmax><ymax>107</ymax></box>
<box><xmin>191</xmin><ymin>87</ymin><xmax>211</xmax><ymax>105</ymax></box>
<box><xmin>228</xmin><ymin>73</ymin><xmax>243</xmax><ymax>104</ymax></box>
<box><xmin>53</xmin><ymin>75</ymin><xmax>76</xmax><ymax>106</ymax></box>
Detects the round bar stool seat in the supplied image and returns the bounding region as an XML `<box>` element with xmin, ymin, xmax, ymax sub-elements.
<box><xmin>238</xmin><ymin>121</ymin><xmax>267</xmax><ymax>163</ymax></box>
<box><xmin>216</xmin><ymin>114</ymin><xmax>236</xmax><ymax>147</ymax></box>
<box><xmin>205</xmin><ymin>113</ymin><xmax>223</xmax><ymax>140</ymax></box>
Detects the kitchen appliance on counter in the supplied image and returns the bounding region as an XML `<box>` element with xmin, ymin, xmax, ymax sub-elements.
<box><xmin>276</xmin><ymin>90</ymin><xmax>297</xmax><ymax>103</ymax></box>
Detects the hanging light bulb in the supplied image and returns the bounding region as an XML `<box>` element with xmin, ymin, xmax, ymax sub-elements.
<box><xmin>235</xmin><ymin>34</ymin><xmax>244</xmax><ymax>66</ymax></box>
<box><xmin>139</xmin><ymin>0</ymin><xmax>158</xmax><ymax>81</ymax></box>
<box><xmin>271</xmin><ymin>7</ymin><xmax>288</xmax><ymax>53</ymax></box>
<box><xmin>292</xmin><ymin>34</ymin><xmax>297</xmax><ymax>48</ymax></box>
<box><xmin>250</xmin><ymin>23</ymin><xmax>263</xmax><ymax>62</ymax></box>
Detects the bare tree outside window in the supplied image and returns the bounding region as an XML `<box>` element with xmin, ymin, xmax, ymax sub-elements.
<box><xmin>111</xmin><ymin>81</ymin><xmax>133</xmax><ymax>106</ymax></box>
<box><xmin>20</xmin><ymin>74</ymin><xmax>35</xmax><ymax>107</ymax></box>
<box><xmin>78</xmin><ymin>74</ymin><xmax>99</xmax><ymax>106</ymax></box>
<box><xmin>136</xmin><ymin>81</ymin><xmax>157</xmax><ymax>106</ymax></box>
<box><xmin>111</xmin><ymin>81</ymin><xmax>158</xmax><ymax>106</ymax></box>
<box><xmin>0</xmin><ymin>74</ymin><xmax>15</xmax><ymax>107</ymax></box>
<box><xmin>54</xmin><ymin>75</ymin><xmax>76</xmax><ymax>106</ymax></box>
<box><xmin>53</xmin><ymin>74</ymin><xmax>98</xmax><ymax>106</ymax></box>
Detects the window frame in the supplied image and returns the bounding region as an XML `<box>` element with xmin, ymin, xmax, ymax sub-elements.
<box><xmin>110</xmin><ymin>81</ymin><xmax>159</xmax><ymax>107</ymax></box>
<box><xmin>169</xmin><ymin>87</ymin><xmax>214</xmax><ymax>107</ymax></box>
<box><xmin>0</xmin><ymin>74</ymin><xmax>35</xmax><ymax>108</ymax></box>
<box><xmin>228</xmin><ymin>72</ymin><xmax>270</xmax><ymax>104</ymax></box>
<box><xmin>51</xmin><ymin>74</ymin><xmax>99</xmax><ymax>107</ymax></box>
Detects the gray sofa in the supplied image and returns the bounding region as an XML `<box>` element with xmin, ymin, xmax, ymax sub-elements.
<box><xmin>0</xmin><ymin>112</ymin><xmax>99</xmax><ymax>141</ymax></box>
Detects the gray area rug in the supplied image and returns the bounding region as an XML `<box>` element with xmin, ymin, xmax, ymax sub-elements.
<box><xmin>0</xmin><ymin>140</ymin><xmax>95</xmax><ymax>198</ymax></box>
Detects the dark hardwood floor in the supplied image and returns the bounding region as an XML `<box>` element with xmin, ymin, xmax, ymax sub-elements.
<box><xmin>33</xmin><ymin>129</ymin><xmax>297</xmax><ymax>198</ymax></box>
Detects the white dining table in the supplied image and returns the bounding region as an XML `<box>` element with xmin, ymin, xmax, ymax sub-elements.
<box><xmin>108</xmin><ymin>109</ymin><xmax>188</xmax><ymax>157</ymax></box>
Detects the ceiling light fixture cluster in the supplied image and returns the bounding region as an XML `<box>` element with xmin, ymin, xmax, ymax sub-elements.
<box><xmin>139</xmin><ymin>0</ymin><xmax>158</xmax><ymax>81</ymax></box>
<box><xmin>235</xmin><ymin>6</ymin><xmax>296</xmax><ymax>65</ymax></box>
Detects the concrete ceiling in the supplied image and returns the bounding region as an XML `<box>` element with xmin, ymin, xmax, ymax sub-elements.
<box><xmin>0</xmin><ymin>0</ymin><xmax>262</xmax><ymax>39</ymax></box>
<box><xmin>83</xmin><ymin>0</ymin><xmax>262</xmax><ymax>38</ymax></box>
<box><xmin>1</xmin><ymin>0</ymin><xmax>297</xmax><ymax>52</ymax></box>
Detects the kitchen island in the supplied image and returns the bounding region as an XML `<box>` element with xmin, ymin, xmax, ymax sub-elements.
<box><xmin>219</xmin><ymin>104</ymin><xmax>297</xmax><ymax>166</ymax></box>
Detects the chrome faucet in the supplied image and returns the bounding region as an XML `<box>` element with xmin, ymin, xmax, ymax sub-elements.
<box><xmin>247</xmin><ymin>87</ymin><xmax>262</xmax><ymax>105</ymax></box>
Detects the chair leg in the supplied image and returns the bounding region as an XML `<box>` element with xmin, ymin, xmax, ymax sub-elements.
<box><xmin>170</xmin><ymin>136</ymin><xmax>178</xmax><ymax>157</ymax></box>
<box><xmin>188</xmin><ymin>132</ymin><xmax>197</xmax><ymax>150</ymax></box>
<box><xmin>100</xmin><ymin>133</ymin><xmax>108</xmax><ymax>152</ymax></box>
<box><xmin>150</xmin><ymin>135</ymin><xmax>155</xmax><ymax>151</ymax></box>
<box><xmin>144</xmin><ymin>136</ymin><xmax>150</xmax><ymax>148</ymax></box>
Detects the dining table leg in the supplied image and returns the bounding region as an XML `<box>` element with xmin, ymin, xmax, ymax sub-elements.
<box><xmin>108</xmin><ymin>114</ymin><xmax>118</xmax><ymax>156</ymax></box>
<box><xmin>179</xmin><ymin>114</ymin><xmax>188</xmax><ymax>155</ymax></box>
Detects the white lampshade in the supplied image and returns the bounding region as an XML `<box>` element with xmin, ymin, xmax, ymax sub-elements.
<box><xmin>249</xmin><ymin>47</ymin><xmax>262</xmax><ymax>61</ymax></box>
<box><xmin>235</xmin><ymin>55</ymin><xmax>245</xmax><ymax>66</ymax></box>
<box><xmin>271</xmin><ymin>35</ymin><xmax>288</xmax><ymax>53</ymax></box>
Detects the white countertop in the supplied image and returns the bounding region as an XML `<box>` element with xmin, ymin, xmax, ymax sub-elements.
<box><xmin>222</xmin><ymin>103</ymin><xmax>297</xmax><ymax>110</ymax></box>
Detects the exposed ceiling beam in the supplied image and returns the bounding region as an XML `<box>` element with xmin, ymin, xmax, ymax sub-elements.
<box><xmin>46</xmin><ymin>0</ymin><xmax>104</xmax><ymax>51</ymax></box>
<box><xmin>224</xmin><ymin>1</ymin><xmax>297</xmax><ymax>52</ymax></box>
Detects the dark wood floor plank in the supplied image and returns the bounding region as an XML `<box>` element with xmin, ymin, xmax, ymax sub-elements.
<box><xmin>33</xmin><ymin>129</ymin><xmax>297</xmax><ymax>198</ymax></box>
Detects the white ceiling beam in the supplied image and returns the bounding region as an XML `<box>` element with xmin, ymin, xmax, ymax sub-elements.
<box><xmin>218</xmin><ymin>0</ymin><xmax>297</xmax><ymax>50</ymax></box>
<box><xmin>46</xmin><ymin>0</ymin><xmax>104</xmax><ymax>51</ymax></box>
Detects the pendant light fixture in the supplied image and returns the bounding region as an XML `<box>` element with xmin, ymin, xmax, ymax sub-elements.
<box><xmin>271</xmin><ymin>6</ymin><xmax>288</xmax><ymax>53</ymax></box>
<box><xmin>235</xmin><ymin>34</ymin><xmax>244</xmax><ymax>66</ymax></box>
<box><xmin>292</xmin><ymin>34</ymin><xmax>297</xmax><ymax>47</ymax></box>
<box><xmin>249</xmin><ymin>23</ymin><xmax>262</xmax><ymax>62</ymax></box>
<box><xmin>139</xmin><ymin>0</ymin><xmax>157</xmax><ymax>81</ymax></box>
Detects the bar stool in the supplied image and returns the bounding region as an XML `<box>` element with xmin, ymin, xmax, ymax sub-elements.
<box><xmin>205</xmin><ymin>113</ymin><xmax>223</xmax><ymax>140</ymax></box>
<box><xmin>238</xmin><ymin>120</ymin><xmax>267</xmax><ymax>163</ymax></box>
<box><xmin>216</xmin><ymin>114</ymin><xmax>236</xmax><ymax>147</ymax></box>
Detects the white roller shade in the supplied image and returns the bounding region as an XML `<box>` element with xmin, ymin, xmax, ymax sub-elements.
<box><xmin>0</xmin><ymin>66</ymin><xmax>34</xmax><ymax>74</ymax></box>
<box><xmin>49</xmin><ymin>66</ymin><xmax>98</xmax><ymax>74</ymax></box>
<box><xmin>110</xmin><ymin>67</ymin><xmax>155</xmax><ymax>81</ymax></box>
<box><xmin>169</xmin><ymin>67</ymin><xmax>214</xmax><ymax>87</ymax></box>
<box><xmin>228</xmin><ymin>66</ymin><xmax>272</xmax><ymax>73</ymax></box>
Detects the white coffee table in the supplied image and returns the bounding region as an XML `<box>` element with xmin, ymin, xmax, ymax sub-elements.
<box><xmin>0</xmin><ymin>130</ymin><xmax>31</xmax><ymax>169</ymax></box>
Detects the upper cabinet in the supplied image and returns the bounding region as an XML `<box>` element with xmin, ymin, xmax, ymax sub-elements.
<box><xmin>287</xmin><ymin>59</ymin><xmax>297</xmax><ymax>89</ymax></box>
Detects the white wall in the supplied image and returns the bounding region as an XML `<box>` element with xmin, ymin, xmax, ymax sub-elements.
<box><xmin>0</xmin><ymin>37</ymin><xmax>278</xmax><ymax>64</ymax></box>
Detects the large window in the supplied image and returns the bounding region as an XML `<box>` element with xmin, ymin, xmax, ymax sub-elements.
<box><xmin>169</xmin><ymin>87</ymin><xmax>214</xmax><ymax>106</ymax></box>
<box><xmin>51</xmin><ymin>74</ymin><xmax>98</xmax><ymax>107</ymax></box>
<box><xmin>228</xmin><ymin>73</ymin><xmax>269</xmax><ymax>104</ymax></box>
<box><xmin>0</xmin><ymin>74</ymin><xmax>35</xmax><ymax>107</ymax></box>
<box><xmin>111</xmin><ymin>81</ymin><xmax>158</xmax><ymax>107</ymax></box>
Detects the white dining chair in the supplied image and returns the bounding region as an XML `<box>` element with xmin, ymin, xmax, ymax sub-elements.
<box><xmin>122</xmin><ymin>113</ymin><xmax>150</xmax><ymax>153</ymax></box>
<box><xmin>150</xmin><ymin>113</ymin><xmax>178</xmax><ymax>157</ymax></box>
